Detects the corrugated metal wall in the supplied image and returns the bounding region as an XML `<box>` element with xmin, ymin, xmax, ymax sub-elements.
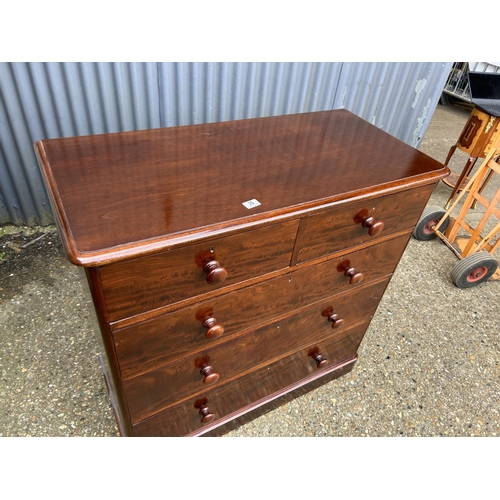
<box><xmin>0</xmin><ymin>62</ymin><xmax>452</xmax><ymax>226</ymax></box>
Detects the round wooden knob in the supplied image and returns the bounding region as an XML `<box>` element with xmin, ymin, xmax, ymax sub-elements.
<box><xmin>362</xmin><ymin>216</ymin><xmax>384</xmax><ymax>236</ymax></box>
<box><xmin>345</xmin><ymin>267</ymin><xmax>364</xmax><ymax>285</ymax></box>
<box><xmin>199</xmin><ymin>405</ymin><xmax>216</xmax><ymax>424</ymax></box>
<box><xmin>328</xmin><ymin>313</ymin><xmax>345</xmax><ymax>329</ymax></box>
<box><xmin>203</xmin><ymin>260</ymin><xmax>228</xmax><ymax>285</ymax></box>
<box><xmin>194</xmin><ymin>399</ymin><xmax>216</xmax><ymax>424</ymax></box>
<box><xmin>200</xmin><ymin>365</ymin><xmax>220</xmax><ymax>385</ymax></box>
<box><xmin>202</xmin><ymin>317</ymin><xmax>225</xmax><ymax>340</ymax></box>
<box><xmin>313</xmin><ymin>354</ymin><xmax>328</xmax><ymax>368</ymax></box>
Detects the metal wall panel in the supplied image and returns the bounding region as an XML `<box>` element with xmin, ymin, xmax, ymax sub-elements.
<box><xmin>335</xmin><ymin>62</ymin><xmax>451</xmax><ymax>146</ymax></box>
<box><xmin>0</xmin><ymin>62</ymin><xmax>160</xmax><ymax>225</ymax></box>
<box><xmin>157</xmin><ymin>62</ymin><xmax>343</xmax><ymax>126</ymax></box>
<box><xmin>0</xmin><ymin>62</ymin><xmax>452</xmax><ymax>226</ymax></box>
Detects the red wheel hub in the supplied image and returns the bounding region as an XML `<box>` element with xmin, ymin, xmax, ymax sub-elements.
<box><xmin>467</xmin><ymin>266</ymin><xmax>488</xmax><ymax>283</ymax></box>
<box><xmin>423</xmin><ymin>218</ymin><xmax>439</xmax><ymax>235</ymax></box>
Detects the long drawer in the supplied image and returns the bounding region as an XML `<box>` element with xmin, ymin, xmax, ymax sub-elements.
<box><xmin>122</xmin><ymin>279</ymin><xmax>389</xmax><ymax>423</ymax></box>
<box><xmin>132</xmin><ymin>320</ymin><xmax>370</xmax><ymax>436</ymax></box>
<box><xmin>113</xmin><ymin>233</ymin><xmax>410</xmax><ymax>379</ymax></box>
<box><xmin>294</xmin><ymin>184</ymin><xmax>434</xmax><ymax>263</ymax></box>
<box><xmin>99</xmin><ymin>220</ymin><xmax>299</xmax><ymax>321</ymax></box>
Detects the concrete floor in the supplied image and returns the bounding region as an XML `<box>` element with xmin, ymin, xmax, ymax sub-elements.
<box><xmin>1</xmin><ymin>102</ymin><xmax>499</xmax><ymax>438</ymax></box>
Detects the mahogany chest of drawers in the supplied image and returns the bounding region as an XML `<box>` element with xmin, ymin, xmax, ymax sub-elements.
<box><xmin>35</xmin><ymin>109</ymin><xmax>449</xmax><ymax>436</ymax></box>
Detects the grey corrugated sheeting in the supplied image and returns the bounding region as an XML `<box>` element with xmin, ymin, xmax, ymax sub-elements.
<box><xmin>157</xmin><ymin>62</ymin><xmax>343</xmax><ymax>126</ymax></box>
<box><xmin>0</xmin><ymin>62</ymin><xmax>160</xmax><ymax>225</ymax></box>
<box><xmin>334</xmin><ymin>62</ymin><xmax>451</xmax><ymax>146</ymax></box>
<box><xmin>0</xmin><ymin>62</ymin><xmax>452</xmax><ymax>226</ymax></box>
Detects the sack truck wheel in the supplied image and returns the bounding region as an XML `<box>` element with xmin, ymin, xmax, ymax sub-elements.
<box><xmin>413</xmin><ymin>206</ymin><xmax>450</xmax><ymax>241</ymax></box>
<box><xmin>451</xmin><ymin>251</ymin><xmax>499</xmax><ymax>288</ymax></box>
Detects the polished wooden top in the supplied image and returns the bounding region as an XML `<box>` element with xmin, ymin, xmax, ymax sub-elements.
<box><xmin>35</xmin><ymin>109</ymin><xmax>449</xmax><ymax>265</ymax></box>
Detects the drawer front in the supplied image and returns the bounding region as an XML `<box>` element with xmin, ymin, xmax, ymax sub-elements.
<box><xmin>295</xmin><ymin>184</ymin><xmax>434</xmax><ymax>263</ymax></box>
<box><xmin>99</xmin><ymin>220</ymin><xmax>299</xmax><ymax>321</ymax></box>
<box><xmin>123</xmin><ymin>279</ymin><xmax>389</xmax><ymax>423</ymax></box>
<box><xmin>114</xmin><ymin>234</ymin><xmax>409</xmax><ymax>379</ymax></box>
<box><xmin>132</xmin><ymin>321</ymin><xmax>369</xmax><ymax>436</ymax></box>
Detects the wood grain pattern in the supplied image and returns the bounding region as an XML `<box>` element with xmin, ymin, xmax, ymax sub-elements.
<box><xmin>113</xmin><ymin>233</ymin><xmax>410</xmax><ymax>379</ymax></box>
<box><xmin>132</xmin><ymin>321</ymin><xmax>369</xmax><ymax>436</ymax></box>
<box><xmin>34</xmin><ymin>109</ymin><xmax>450</xmax><ymax>436</ymax></box>
<box><xmin>196</xmin><ymin>358</ymin><xmax>356</xmax><ymax>437</ymax></box>
<box><xmin>456</xmin><ymin>107</ymin><xmax>500</xmax><ymax>157</ymax></box>
<box><xmin>35</xmin><ymin>109</ymin><xmax>449</xmax><ymax>266</ymax></box>
<box><xmin>123</xmin><ymin>279</ymin><xmax>390</xmax><ymax>422</ymax></box>
<box><xmin>99</xmin><ymin>220</ymin><xmax>298</xmax><ymax>321</ymax></box>
<box><xmin>294</xmin><ymin>184</ymin><xmax>434</xmax><ymax>263</ymax></box>
<box><xmin>81</xmin><ymin>267</ymin><xmax>133</xmax><ymax>436</ymax></box>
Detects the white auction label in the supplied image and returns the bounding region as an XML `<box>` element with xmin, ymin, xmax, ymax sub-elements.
<box><xmin>242</xmin><ymin>199</ymin><xmax>261</xmax><ymax>209</ymax></box>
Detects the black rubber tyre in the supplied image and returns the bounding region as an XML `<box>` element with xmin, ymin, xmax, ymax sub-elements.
<box><xmin>451</xmin><ymin>251</ymin><xmax>499</xmax><ymax>288</ymax></box>
<box><xmin>413</xmin><ymin>206</ymin><xmax>450</xmax><ymax>241</ymax></box>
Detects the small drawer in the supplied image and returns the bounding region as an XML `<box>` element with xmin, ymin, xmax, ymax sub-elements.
<box><xmin>132</xmin><ymin>320</ymin><xmax>369</xmax><ymax>436</ymax></box>
<box><xmin>294</xmin><ymin>184</ymin><xmax>434</xmax><ymax>263</ymax></box>
<box><xmin>99</xmin><ymin>220</ymin><xmax>299</xmax><ymax>321</ymax></box>
<box><xmin>122</xmin><ymin>279</ymin><xmax>389</xmax><ymax>423</ymax></box>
